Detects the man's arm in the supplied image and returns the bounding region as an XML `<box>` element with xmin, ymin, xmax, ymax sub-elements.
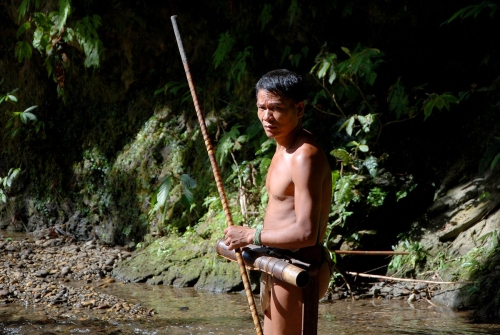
<box><xmin>224</xmin><ymin>144</ymin><xmax>325</xmax><ymax>250</ymax></box>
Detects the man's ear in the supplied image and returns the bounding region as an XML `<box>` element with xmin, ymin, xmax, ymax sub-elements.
<box><xmin>296</xmin><ymin>101</ymin><xmax>305</xmax><ymax>118</ymax></box>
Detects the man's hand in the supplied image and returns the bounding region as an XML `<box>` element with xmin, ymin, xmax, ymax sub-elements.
<box><xmin>223</xmin><ymin>226</ymin><xmax>254</xmax><ymax>250</ymax></box>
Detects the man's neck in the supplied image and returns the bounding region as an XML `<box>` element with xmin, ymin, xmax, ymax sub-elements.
<box><xmin>275</xmin><ymin>125</ymin><xmax>303</xmax><ymax>151</ymax></box>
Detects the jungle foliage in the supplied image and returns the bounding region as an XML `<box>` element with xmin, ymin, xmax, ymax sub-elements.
<box><xmin>0</xmin><ymin>1</ymin><xmax>499</xmax><ymax>274</ymax></box>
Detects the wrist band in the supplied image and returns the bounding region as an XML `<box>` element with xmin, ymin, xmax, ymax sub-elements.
<box><xmin>253</xmin><ymin>225</ymin><xmax>263</xmax><ymax>246</ymax></box>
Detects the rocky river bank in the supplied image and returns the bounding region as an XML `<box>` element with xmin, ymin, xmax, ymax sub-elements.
<box><xmin>0</xmin><ymin>227</ymin><xmax>155</xmax><ymax>322</ymax></box>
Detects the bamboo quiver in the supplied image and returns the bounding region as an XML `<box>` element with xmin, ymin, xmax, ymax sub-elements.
<box><xmin>216</xmin><ymin>239</ymin><xmax>310</xmax><ymax>288</ymax></box>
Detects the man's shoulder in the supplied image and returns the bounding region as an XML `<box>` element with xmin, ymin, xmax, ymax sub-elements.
<box><xmin>293</xmin><ymin>131</ymin><xmax>324</xmax><ymax>157</ymax></box>
<box><xmin>290</xmin><ymin>133</ymin><xmax>328</xmax><ymax>169</ymax></box>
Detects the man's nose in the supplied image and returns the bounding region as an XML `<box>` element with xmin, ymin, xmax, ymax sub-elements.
<box><xmin>262</xmin><ymin>109</ymin><xmax>273</xmax><ymax>120</ymax></box>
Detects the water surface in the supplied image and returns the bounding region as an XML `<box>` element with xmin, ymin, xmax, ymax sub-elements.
<box><xmin>1</xmin><ymin>283</ymin><xmax>500</xmax><ymax>334</ymax></box>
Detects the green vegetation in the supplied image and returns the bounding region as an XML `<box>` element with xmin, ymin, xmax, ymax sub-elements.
<box><xmin>1</xmin><ymin>1</ymin><xmax>500</xmax><ymax>310</ymax></box>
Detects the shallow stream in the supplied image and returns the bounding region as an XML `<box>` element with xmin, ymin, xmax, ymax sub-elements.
<box><xmin>1</xmin><ymin>231</ymin><xmax>500</xmax><ymax>334</ymax></box>
<box><xmin>2</xmin><ymin>283</ymin><xmax>500</xmax><ymax>334</ymax></box>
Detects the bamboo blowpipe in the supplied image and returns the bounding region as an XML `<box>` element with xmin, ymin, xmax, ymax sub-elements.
<box><xmin>170</xmin><ymin>16</ymin><xmax>263</xmax><ymax>335</ymax></box>
<box><xmin>216</xmin><ymin>239</ymin><xmax>310</xmax><ymax>288</ymax></box>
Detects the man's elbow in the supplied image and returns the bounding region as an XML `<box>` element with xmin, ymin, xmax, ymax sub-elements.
<box><xmin>296</xmin><ymin>230</ymin><xmax>318</xmax><ymax>248</ymax></box>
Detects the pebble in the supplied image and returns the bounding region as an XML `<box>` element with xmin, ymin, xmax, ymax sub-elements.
<box><xmin>0</xmin><ymin>229</ymin><xmax>154</xmax><ymax>322</ymax></box>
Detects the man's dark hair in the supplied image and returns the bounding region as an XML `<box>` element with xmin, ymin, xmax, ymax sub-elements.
<box><xmin>255</xmin><ymin>69</ymin><xmax>306</xmax><ymax>103</ymax></box>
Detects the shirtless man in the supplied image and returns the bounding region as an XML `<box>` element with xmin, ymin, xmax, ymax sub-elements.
<box><xmin>224</xmin><ymin>69</ymin><xmax>332</xmax><ymax>335</ymax></box>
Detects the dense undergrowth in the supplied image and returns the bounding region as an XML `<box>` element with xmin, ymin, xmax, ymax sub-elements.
<box><xmin>1</xmin><ymin>1</ymin><xmax>500</xmax><ymax>300</ymax></box>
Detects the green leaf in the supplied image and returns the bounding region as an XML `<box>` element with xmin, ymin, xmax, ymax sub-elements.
<box><xmin>6</xmin><ymin>168</ymin><xmax>20</xmax><ymax>188</ymax></box>
<box><xmin>441</xmin><ymin>94</ymin><xmax>459</xmax><ymax>103</ymax></box>
<box><xmin>280</xmin><ymin>45</ymin><xmax>291</xmax><ymax>65</ymax></box>
<box><xmin>358</xmin><ymin>144</ymin><xmax>369</xmax><ymax>152</ymax></box>
<box><xmin>288</xmin><ymin>0</ymin><xmax>301</xmax><ymax>26</ymax></box>
<box><xmin>57</xmin><ymin>0</ymin><xmax>72</xmax><ymax>32</ymax></box>
<box><xmin>423</xmin><ymin>100</ymin><xmax>435</xmax><ymax>120</ymax></box>
<box><xmin>396</xmin><ymin>190</ymin><xmax>407</xmax><ymax>201</ymax></box>
<box><xmin>328</xmin><ymin>69</ymin><xmax>337</xmax><ymax>84</ymax></box>
<box><xmin>20</xmin><ymin>111</ymin><xmax>37</xmax><ymax>123</ymax></box>
<box><xmin>181</xmin><ymin>174</ymin><xmax>197</xmax><ymax>189</ymax></box>
<box><xmin>341</xmin><ymin>46</ymin><xmax>351</xmax><ymax>56</ymax></box>
<box><xmin>18</xmin><ymin>0</ymin><xmax>29</xmax><ymax>23</ymax></box>
<box><xmin>15</xmin><ymin>40</ymin><xmax>32</xmax><ymax>63</ymax></box>
<box><xmin>346</xmin><ymin>116</ymin><xmax>355</xmax><ymax>136</ymax></box>
<box><xmin>7</xmin><ymin>95</ymin><xmax>18</xmax><ymax>102</ymax></box>
<box><xmin>213</xmin><ymin>32</ymin><xmax>234</xmax><ymax>69</ymax></box>
<box><xmin>435</xmin><ymin>96</ymin><xmax>445</xmax><ymax>110</ymax></box>
<box><xmin>363</xmin><ymin>156</ymin><xmax>378</xmax><ymax>178</ymax></box>
<box><xmin>24</xmin><ymin>105</ymin><xmax>38</xmax><ymax>113</ymax></box>
<box><xmin>492</xmin><ymin>153</ymin><xmax>500</xmax><ymax>169</ymax></box>
<box><xmin>259</xmin><ymin>157</ymin><xmax>272</xmax><ymax>176</ymax></box>
<box><xmin>330</xmin><ymin>149</ymin><xmax>352</xmax><ymax>165</ymax></box>
<box><xmin>156</xmin><ymin>176</ymin><xmax>172</xmax><ymax>207</ymax></box>
<box><xmin>317</xmin><ymin>59</ymin><xmax>330</xmax><ymax>79</ymax></box>
<box><xmin>346</xmin><ymin>141</ymin><xmax>358</xmax><ymax>147</ymax></box>
<box><xmin>258</xmin><ymin>4</ymin><xmax>273</xmax><ymax>31</ymax></box>
<box><xmin>17</xmin><ymin>21</ymin><xmax>31</xmax><ymax>38</ymax></box>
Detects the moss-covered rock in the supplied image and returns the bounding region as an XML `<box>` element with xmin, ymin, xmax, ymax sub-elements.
<box><xmin>112</xmin><ymin>233</ymin><xmax>248</xmax><ymax>292</ymax></box>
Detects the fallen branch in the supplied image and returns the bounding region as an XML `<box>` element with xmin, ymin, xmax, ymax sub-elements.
<box><xmin>346</xmin><ymin>271</ymin><xmax>473</xmax><ymax>285</ymax></box>
<box><xmin>425</xmin><ymin>298</ymin><xmax>437</xmax><ymax>307</ymax></box>
<box><xmin>334</xmin><ymin>250</ymin><xmax>409</xmax><ymax>255</ymax></box>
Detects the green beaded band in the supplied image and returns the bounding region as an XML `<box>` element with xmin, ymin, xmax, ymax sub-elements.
<box><xmin>253</xmin><ymin>225</ymin><xmax>263</xmax><ymax>246</ymax></box>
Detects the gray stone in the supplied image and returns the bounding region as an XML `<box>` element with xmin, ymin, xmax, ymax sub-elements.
<box><xmin>415</xmin><ymin>283</ymin><xmax>427</xmax><ymax>291</ymax></box>
<box><xmin>35</xmin><ymin>269</ymin><xmax>49</xmax><ymax>277</ymax></box>
<box><xmin>61</xmin><ymin>267</ymin><xmax>72</xmax><ymax>275</ymax></box>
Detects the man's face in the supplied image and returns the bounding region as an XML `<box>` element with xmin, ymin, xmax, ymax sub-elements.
<box><xmin>256</xmin><ymin>89</ymin><xmax>304</xmax><ymax>139</ymax></box>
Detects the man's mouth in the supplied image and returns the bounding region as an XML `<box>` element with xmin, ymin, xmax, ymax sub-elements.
<box><xmin>263</xmin><ymin>124</ymin><xmax>275</xmax><ymax>130</ymax></box>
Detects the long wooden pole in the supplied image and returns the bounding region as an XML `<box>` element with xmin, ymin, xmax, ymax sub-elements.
<box><xmin>170</xmin><ymin>15</ymin><xmax>263</xmax><ymax>335</ymax></box>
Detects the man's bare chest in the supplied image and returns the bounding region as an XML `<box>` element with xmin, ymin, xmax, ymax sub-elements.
<box><xmin>266</xmin><ymin>154</ymin><xmax>295</xmax><ymax>199</ymax></box>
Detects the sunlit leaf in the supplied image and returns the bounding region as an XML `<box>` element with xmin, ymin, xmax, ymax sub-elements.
<box><xmin>346</xmin><ymin>116</ymin><xmax>355</xmax><ymax>136</ymax></box>
<box><xmin>57</xmin><ymin>0</ymin><xmax>72</xmax><ymax>32</ymax></box>
<box><xmin>6</xmin><ymin>168</ymin><xmax>21</xmax><ymax>187</ymax></box>
<box><xmin>20</xmin><ymin>111</ymin><xmax>37</xmax><ymax>123</ymax></box>
<box><xmin>341</xmin><ymin>46</ymin><xmax>351</xmax><ymax>56</ymax></box>
<box><xmin>156</xmin><ymin>176</ymin><xmax>172</xmax><ymax>207</ymax></box>
<box><xmin>317</xmin><ymin>59</ymin><xmax>330</xmax><ymax>79</ymax></box>
<box><xmin>24</xmin><ymin>105</ymin><xmax>38</xmax><ymax>113</ymax></box>
<box><xmin>358</xmin><ymin>144</ymin><xmax>369</xmax><ymax>152</ymax></box>
<box><xmin>328</xmin><ymin>69</ymin><xmax>337</xmax><ymax>84</ymax></box>
<box><xmin>363</xmin><ymin>156</ymin><xmax>378</xmax><ymax>177</ymax></box>
<box><xmin>330</xmin><ymin>149</ymin><xmax>352</xmax><ymax>165</ymax></box>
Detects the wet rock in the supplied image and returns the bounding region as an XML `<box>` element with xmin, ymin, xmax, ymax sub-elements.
<box><xmin>35</xmin><ymin>270</ymin><xmax>49</xmax><ymax>277</ymax></box>
<box><xmin>393</xmin><ymin>287</ymin><xmax>410</xmax><ymax>297</ymax></box>
<box><xmin>415</xmin><ymin>283</ymin><xmax>427</xmax><ymax>291</ymax></box>
<box><xmin>5</xmin><ymin>245</ymin><xmax>19</xmax><ymax>252</ymax></box>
